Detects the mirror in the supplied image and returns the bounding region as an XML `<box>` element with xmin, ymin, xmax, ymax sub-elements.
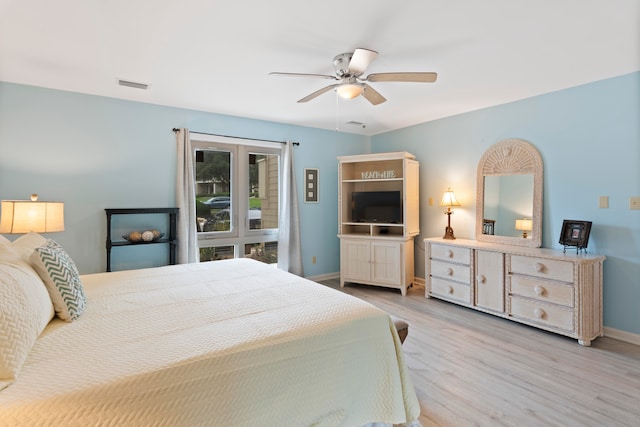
<box><xmin>476</xmin><ymin>139</ymin><xmax>543</xmax><ymax>247</ymax></box>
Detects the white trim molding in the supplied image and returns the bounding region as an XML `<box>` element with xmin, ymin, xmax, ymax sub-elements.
<box><xmin>604</xmin><ymin>327</ymin><xmax>640</xmax><ymax>346</ymax></box>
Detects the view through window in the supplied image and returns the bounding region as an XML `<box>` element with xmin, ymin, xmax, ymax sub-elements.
<box><xmin>192</xmin><ymin>137</ymin><xmax>281</xmax><ymax>264</ymax></box>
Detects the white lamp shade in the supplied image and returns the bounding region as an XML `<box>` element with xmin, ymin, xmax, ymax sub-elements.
<box><xmin>336</xmin><ymin>84</ymin><xmax>363</xmax><ymax>99</ymax></box>
<box><xmin>0</xmin><ymin>200</ymin><xmax>65</xmax><ymax>233</ymax></box>
<box><xmin>515</xmin><ymin>218</ymin><xmax>533</xmax><ymax>231</ymax></box>
<box><xmin>439</xmin><ymin>188</ymin><xmax>461</xmax><ymax>207</ymax></box>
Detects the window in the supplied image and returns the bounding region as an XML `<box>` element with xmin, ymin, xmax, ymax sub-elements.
<box><xmin>191</xmin><ymin>135</ymin><xmax>281</xmax><ymax>264</ymax></box>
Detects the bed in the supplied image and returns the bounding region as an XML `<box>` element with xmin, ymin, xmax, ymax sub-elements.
<box><xmin>0</xmin><ymin>233</ymin><xmax>420</xmax><ymax>426</ymax></box>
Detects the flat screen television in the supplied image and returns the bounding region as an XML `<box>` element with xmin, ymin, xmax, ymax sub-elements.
<box><xmin>351</xmin><ymin>191</ymin><xmax>402</xmax><ymax>223</ymax></box>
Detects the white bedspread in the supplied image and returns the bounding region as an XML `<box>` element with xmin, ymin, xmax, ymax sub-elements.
<box><xmin>0</xmin><ymin>258</ymin><xmax>419</xmax><ymax>426</ymax></box>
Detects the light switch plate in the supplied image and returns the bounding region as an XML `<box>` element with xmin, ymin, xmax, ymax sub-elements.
<box><xmin>630</xmin><ymin>197</ymin><xmax>640</xmax><ymax>210</ymax></box>
<box><xmin>599</xmin><ymin>196</ymin><xmax>609</xmax><ymax>209</ymax></box>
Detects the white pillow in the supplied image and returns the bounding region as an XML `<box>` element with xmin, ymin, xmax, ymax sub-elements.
<box><xmin>31</xmin><ymin>239</ymin><xmax>86</xmax><ymax>322</ymax></box>
<box><xmin>9</xmin><ymin>232</ymin><xmax>48</xmax><ymax>264</ymax></box>
<box><xmin>0</xmin><ymin>258</ymin><xmax>55</xmax><ymax>390</ymax></box>
<box><xmin>0</xmin><ymin>235</ymin><xmax>10</xmax><ymax>246</ymax></box>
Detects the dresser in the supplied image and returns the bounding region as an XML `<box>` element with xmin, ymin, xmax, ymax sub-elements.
<box><xmin>425</xmin><ymin>237</ymin><xmax>605</xmax><ymax>346</ymax></box>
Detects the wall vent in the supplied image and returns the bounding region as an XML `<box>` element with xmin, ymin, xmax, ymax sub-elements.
<box><xmin>118</xmin><ymin>79</ymin><xmax>149</xmax><ymax>90</ymax></box>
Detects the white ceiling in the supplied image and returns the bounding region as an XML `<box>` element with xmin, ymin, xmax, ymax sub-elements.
<box><xmin>1</xmin><ymin>0</ymin><xmax>638</xmax><ymax>135</ymax></box>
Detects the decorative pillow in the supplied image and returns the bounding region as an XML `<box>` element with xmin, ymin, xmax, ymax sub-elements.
<box><xmin>0</xmin><ymin>259</ymin><xmax>55</xmax><ymax>390</ymax></box>
<box><xmin>30</xmin><ymin>240</ymin><xmax>86</xmax><ymax>322</ymax></box>
<box><xmin>9</xmin><ymin>232</ymin><xmax>48</xmax><ymax>264</ymax></box>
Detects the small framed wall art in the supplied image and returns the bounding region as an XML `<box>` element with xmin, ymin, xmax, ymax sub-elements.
<box><xmin>304</xmin><ymin>168</ymin><xmax>319</xmax><ymax>203</ymax></box>
<box><xmin>559</xmin><ymin>220</ymin><xmax>592</xmax><ymax>253</ymax></box>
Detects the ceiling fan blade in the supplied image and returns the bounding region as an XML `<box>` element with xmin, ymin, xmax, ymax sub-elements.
<box><xmin>362</xmin><ymin>83</ymin><xmax>386</xmax><ymax>105</ymax></box>
<box><xmin>297</xmin><ymin>84</ymin><xmax>341</xmax><ymax>103</ymax></box>
<box><xmin>348</xmin><ymin>48</ymin><xmax>378</xmax><ymax>75</ymax></box>
<box><xmin>366</xmin><ymin>72</ymin><xmax>438</xmax><ymax>83</ymax></box>
<box><xmin>270</xmin><ymin>72</ymin><xmax>338</xmax><ymax>80</ymax></box>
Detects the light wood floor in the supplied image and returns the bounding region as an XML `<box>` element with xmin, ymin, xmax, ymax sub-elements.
<box><xmin>318</xmin><ymin>279</ymin><xmax>640</xmax><ymax>427</ymax></box>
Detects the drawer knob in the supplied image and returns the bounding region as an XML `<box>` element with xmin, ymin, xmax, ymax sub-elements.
<box><xmin>534</xmin><ymin>285</ymin><xmax>545</xmax><ymax>296</ymax></box>
<box><xmin>477</xmin><ymin>274</ymin><xmax>486</xmax><ymax>284</ymax></box>
<box><xmin>447</xmin><ymin>285</ymin><xmax>454</xmax><ymax>294</ymax></box>
<box><xmin>446</xmin><ymin>249</ymin><xmax>454</xmax><ymax>258</ymax></box>
<box><xmin>534</xmin><ymin>308</ymin><xmax>545</xmax><ymax>319</ymax></box>
<box><xmin>447</xmin><ymin>267</ymin><xmax>454</xmax><ymax>276</ymax></box>
<box><xmin>535</xmin><ymin>262</ymin><xmax>545</xmax><ymax>273</ymax></box>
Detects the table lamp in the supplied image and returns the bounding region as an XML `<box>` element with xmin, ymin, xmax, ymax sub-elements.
<box><xmin>0</xmin><ymin>194</ymin><xmax>64</xmax><ymax>234</ymax></box>
<box><xmin>515</xmin><ymin>218</ymin><xmax>532</xmax><ymax>238</ymax></box>
<box><xmin>439</xmin><ymin>188</ymin><xmax>460</xmax><ymax>240</ymax></box>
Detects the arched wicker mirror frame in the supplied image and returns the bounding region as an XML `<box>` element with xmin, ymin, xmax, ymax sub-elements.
<box><xmin>476</xmin><ymin>138</ymin><xmax>543</xmax><ymax>247</ymax></box>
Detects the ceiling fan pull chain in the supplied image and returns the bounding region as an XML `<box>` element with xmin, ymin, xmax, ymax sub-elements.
<box><xmin>335</xmin><ymin>90</ymin><xmax>339</xmax><ymax>132</ymax></box>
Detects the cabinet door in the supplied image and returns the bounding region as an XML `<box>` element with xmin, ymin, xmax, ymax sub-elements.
<box><xmin>475</xmin><ymin>250</ymin><xmax>505</xmax><ymax>313</ymax></box>
<box><xmin>341</xmin><ymin>240</ymin><xmax>371</xmax><ymax>282</ymax></box>
<box><xmin>371</xmin><ymin>241</ymin><xmax>402</xmax><ymax>285</ymax></box>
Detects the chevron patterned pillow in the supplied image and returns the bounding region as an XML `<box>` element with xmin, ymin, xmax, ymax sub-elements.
<box><xmin>31</xmin><ymin>240</ymin><xmax>86</xmax><ymax>322</ymax></box>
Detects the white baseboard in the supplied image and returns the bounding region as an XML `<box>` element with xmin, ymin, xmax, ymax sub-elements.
<box><xmin>306</xmin><ymin>272</ymin><xmax>339</xmax><ymax>282</ymax></box>
<box><xmin>604</xmin><ymin>327</ymin><xmax>640</xmax><ymax>346</ymax></box>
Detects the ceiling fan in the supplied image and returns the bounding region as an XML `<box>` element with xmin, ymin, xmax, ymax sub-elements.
<box><xmin>270</xmin><ymin>48</ymin><xmax>437</xmax><ymax>105</ymax></box>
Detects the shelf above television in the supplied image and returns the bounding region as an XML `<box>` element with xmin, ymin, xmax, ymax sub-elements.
<box><xmin>342</xmin><ymin>222</ymin><xmax>403</xmax><ymax>226</ymax></box>
<box><xmin>342</xmin><ymin>178</ymin><xmax>404</xmax><ymax>183</ymax></box>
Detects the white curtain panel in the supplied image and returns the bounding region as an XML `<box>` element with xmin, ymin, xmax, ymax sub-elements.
<box><xmin>175</xmin><ymin>128</ymin><xmax>199</xmax><ymax>263</ymax></box>
<box><xmin>277</xmin><ymin>141</ymin><xmax>303</xmax><ymax>276</ymax></box>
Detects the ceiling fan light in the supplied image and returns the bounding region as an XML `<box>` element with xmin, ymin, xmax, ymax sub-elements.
<box><xmin>336</xmin><ymin>84</ymin><xmax>363</xmax><ymax>99</ymax></box>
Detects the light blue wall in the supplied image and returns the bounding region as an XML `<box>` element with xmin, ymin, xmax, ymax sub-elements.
<box><xmin>1</xmin><ymin>72</ymin><xmax>638</xmax><ymax>335</ymax></box>
<box><xmin>372</xmin><ymin>71</ymin><xmax>640</xmax><ymax>335</ymax></box>
<box><xmin>0</xmin><ymin>82</ymin><xmax>369</xmax><ymax>277</ymax></box>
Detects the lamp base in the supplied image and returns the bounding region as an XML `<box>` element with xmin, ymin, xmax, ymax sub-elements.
<box><xmin>443</xmin><ymin>226</ymin><xmax>456</xmax><ymax>240</ymax></box>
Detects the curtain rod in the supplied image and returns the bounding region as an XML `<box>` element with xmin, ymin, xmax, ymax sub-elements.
<box><xmin>172</xmin><ymin>128</ymin><xmax>299</xmax><ymax>146</ymax></box>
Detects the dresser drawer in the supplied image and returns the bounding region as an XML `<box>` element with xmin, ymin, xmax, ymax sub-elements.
<box><xmin>430</xmin><ymin>277</ymin><xmax>471</xmax><ymax>304</ymax></box>
<box><xmin>510</xmin><ymin>275</ymin><xmax>574</xmax><ymax>307</ymax></box>
<box><xmin>430</xmin><ymin>259</ymin><xmax>471</xmax><ymax>284</ymax></box>
<box><xmin>510</xmin><ymin>255</ymin><xmax>574</xmax><ymax>283</ymax></box>
<box><xmin>430</xmin><ymin>244</ymin><xmax>471</xmax><ymax>265</ymax></box>
<box><xmin>509</xmin><ymin>296</ymin><xmax>574</xmax><ymax>332</ymax></box>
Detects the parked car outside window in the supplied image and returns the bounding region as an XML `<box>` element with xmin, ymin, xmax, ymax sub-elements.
<box><xmin>202</xmin><ymin>196</ymin><xmax>230</xmax><ymax>209</ymax></box>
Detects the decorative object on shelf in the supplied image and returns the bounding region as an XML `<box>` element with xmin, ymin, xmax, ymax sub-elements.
<box><xmin>123</xmin><ymin>230</ymin><xmax>164</xmax><ymax>243</ymax></box>
<box><xmin>360</xmin><ymin>170</ymin><xmax>396</xmax><ymax>179</ymax></box>
<box><xmin>515</xmin><ymin>218</ymin><xmax>533</xmax><ymax>238</ymax></box>
<box><xmin>559</xmin><ymin>220</ymin><xmax>592</xmax><ymax>254</ymax></box>
<box><xmin>482</xmin><ymin>219</ymin><xmax>495</xmax><ymax>235</ymax></box>
<box><xmin>0</xmin><ymin>194</ymin><xmax>64</xmax><ymax>234</ymax></box>
<box><xmin>304</xmin><ymin>168</ymin><xmax>319</xmax><ymax>203</ymax></box>
<box><xmin>439</xmin><ymin>188</ymin><xmax>460</xmax><ymax>240</ymax></box>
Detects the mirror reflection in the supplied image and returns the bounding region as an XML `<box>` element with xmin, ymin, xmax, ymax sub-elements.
<box><xmin>482</xmin><ymin>174</ymin><xmax>533</xmax><ymax>237</ymax></box>
<box><xmin>475</xmin><ymin>138</ymin><xmax>543</xmax><ymax>247</ymax></box>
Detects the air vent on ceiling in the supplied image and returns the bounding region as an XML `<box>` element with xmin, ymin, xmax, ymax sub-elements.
<box><xmin>346</xmin><ymin>121</ymin><xmax>366</xmax><ymax>128</ymax></box>
<box><xmin>117</xmin><ymin>79</ymin><xmax>149</xmax><ymax>90</ymax></box>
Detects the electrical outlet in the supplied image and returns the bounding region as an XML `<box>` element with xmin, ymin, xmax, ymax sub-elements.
<box><xmin>428</xmin><ymin>197</ymin><xmax>434</xmax><ymax>206</ymax></box>
<box><xmin>312</xmin><ymin>256</ymin><xmax>316</xmax><ymax>264</ymax></box>
<box><xmin>630</xmin><ymin>197</ymin><xmax>640</xmax><ymax>210</ymax></box>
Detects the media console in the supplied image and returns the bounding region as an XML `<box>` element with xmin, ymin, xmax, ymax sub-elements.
<box><xmin>337</xmin><ymin>152</ymin><xmax>419</xmax><ymax>295</ymax></box>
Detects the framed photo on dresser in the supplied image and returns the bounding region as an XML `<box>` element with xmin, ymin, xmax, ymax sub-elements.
<box><xmin>559</xmin><ymin>220</ymin><xmax>592</xmax><ymax>253</ymax></box>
